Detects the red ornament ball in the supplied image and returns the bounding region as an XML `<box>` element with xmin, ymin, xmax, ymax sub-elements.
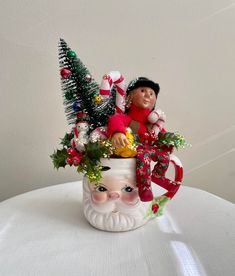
<box><xmin>60</xmin><ymin>68</ymin><xmax>71</xmax><ymax>79</ymax></box>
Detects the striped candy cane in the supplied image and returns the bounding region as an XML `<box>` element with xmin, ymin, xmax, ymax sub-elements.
<box><xmin>151</xmin><ymin>154</ymin><xmax>183</xmax><ymax>201</ymax></box>
<box><xmin>99</xmin><ymin>71</ymin><xmax>126</xmax><ymax>113</ymax></box>
<box><xmin>147</xmin><ymin>108</ymin><xmax>166</xmax><ymax>135</ymax></box>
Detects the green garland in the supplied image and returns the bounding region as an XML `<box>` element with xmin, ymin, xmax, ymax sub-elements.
<box><xmin>51</xmin><ymin>131</ymin><xmax>189</xmax><ymax>182</ymax></box>
<box><xmin>157</xmin><ymin>131</ymin><xmax>189</xmax><ymax>149</ymax></box>
<box><xmin>77</xmin><ymin>141</ymin><xmax>114</xmax><ymax>182</ymax></box>
<box><xmin>51</xmin><ymin>140</ymin><xmax>114</xmax><ymax>182</ymax></box>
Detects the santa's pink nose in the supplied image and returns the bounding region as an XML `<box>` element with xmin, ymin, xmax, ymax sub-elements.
<box><xmin>109</xmin><ymin>192</ymin><xmax>120</xmax><ymax>200</ymax></box>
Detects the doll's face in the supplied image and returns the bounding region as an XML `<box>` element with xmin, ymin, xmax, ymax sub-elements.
<box><xmin>130</xmin><ymin>86</ymin><xmax>157</xmax><ymax>110</ymax></box>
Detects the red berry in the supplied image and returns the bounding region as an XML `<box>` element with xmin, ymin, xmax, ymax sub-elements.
<box><xmin>67</xmin><ymin>148</ymin><xmax>77</xmax><ymax>157</ymax></box>
<box><xmin>66</xmin><ymin>158</ymin><xmax>73</xmax><ymax>165</ymax></box>
<box><xmin>152</xmin><ymin>204</ymin><xmax>159</xmax><ymax>213</ymax></box>
<box><xmin>73</xmin><ymin>156</ymin><xmax>81</xmax><ymax>166</ymax></box>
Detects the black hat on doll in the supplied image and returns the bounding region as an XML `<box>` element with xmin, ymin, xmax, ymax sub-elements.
<box><xmin>126</xmin><ymin>77</ymin><xmax>160</xmax><ymax>96</ymax></box>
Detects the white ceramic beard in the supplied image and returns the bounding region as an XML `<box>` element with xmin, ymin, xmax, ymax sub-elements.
<box><xmin>82</xmin><ymin>158</ymin><xmax>150</xmax><ymax>232</ymax></box>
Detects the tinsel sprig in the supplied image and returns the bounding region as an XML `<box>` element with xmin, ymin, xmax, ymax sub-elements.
<box><xmin>157</xmin><ymin>132</ymin><xmax>189</xmax><ymax>150</ymax></box>
<box><xmin>77</xmin><ymin>156</ymin><xmax>103</xmax><ymax>182</ymax></box>
<box><xmin>80</xmin><ymin>140</ymin><xmax>114</xmax><ymax>181</ymax></box>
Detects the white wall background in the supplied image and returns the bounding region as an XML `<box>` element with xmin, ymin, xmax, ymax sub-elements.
<box><xmin>0</xmin><ymin>0</ymin><xmax>234</xmax><ymax>202</ymax></box>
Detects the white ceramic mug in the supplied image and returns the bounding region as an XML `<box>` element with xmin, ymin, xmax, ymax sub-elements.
<box><xmin>83</xmin><ymin>156</ymin><xmax>183</xmax><ymax>232</ymax></box>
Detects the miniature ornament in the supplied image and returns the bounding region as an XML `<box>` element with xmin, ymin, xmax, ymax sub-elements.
<box><xmin>60</xmin><ymin>68</ymin><xmax>71</xmax><ymax>79</ymax></box>
<box><xmin>94</xmin><ymin>95</ymin><xmax>102</xmax><ymax>104</ymax></box>
<box><xmin>67</xmin><ymin>50</ymin><xmax>77</xmax><ymax>59</ymax></box>
<box><xmin>71</xmin><ymin>122</ymin><xmax>89</xmax><ymax>152</ymax></box>
<box><xmin>99</xmin><ymin>71</ymin><xmax>126</xmax><ymax>113</ymax></box>
<box><xmin>85</xmin><ymin>74</ymin><xmax>92</xmax><ymax>82</ymax></box>
<box><xmin>72</xmin><ymin>101</ymin><xmax>81</xmax><ymax>112</ymax></box>
<box><xmin>71</xmin><ymin>112</ymin><xmax>90</xmax><ymax>152</ymax></box>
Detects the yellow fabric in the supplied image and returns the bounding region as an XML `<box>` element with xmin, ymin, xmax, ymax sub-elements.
<box><xmin>114</xmin><ymin>132</ymin><xmax>137</xmax><ymax>157</ymax></box>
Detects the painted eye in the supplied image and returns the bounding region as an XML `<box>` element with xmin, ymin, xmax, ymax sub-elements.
<box><xmin>141</xmin><ymin>89</ymin><xmax>145</xmax><ymax>93</ymax></box>
<box><xmin>122</xmin><ymin>186</ymin><xmax>134</xmax><ymax>193</ymax></box>
<box><xmin>96</xmin><ymin>186</ymin><xmax>107</xmax><ymax>192</ymax></box>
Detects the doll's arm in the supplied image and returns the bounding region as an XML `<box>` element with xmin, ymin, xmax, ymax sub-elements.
<box><xmin>111</xmin><ymin>132</ymin><xmax>129</xmax><ymax>148</ymax></box>
<box><xmin>108</xmin><ymin>113</ymin><xmax>129</xmax><ymax>137</ymax></box>
<box><xmin>108</xmin><ymin>114</ymin><xmax>130</xmax><ymax>148</ymax></box>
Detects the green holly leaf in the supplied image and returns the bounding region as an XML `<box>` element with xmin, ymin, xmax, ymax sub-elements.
<box><xmin>145</xmin><ymin>196</ymin><xmax>170</xmax><ymax>218</ymax></box>
<box><xmin>60</xmin><ymin>132</ymin><xmax>73</xmax><ymax>147</ymax></box>
<box><xmin>50</xmin><ymin>148</ymin><xmax>68</xmax><ymax>169</ymax></box>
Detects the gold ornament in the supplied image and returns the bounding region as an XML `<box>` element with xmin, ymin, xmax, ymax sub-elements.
<box><xmin>94</xmin><ymin>95</ymin><xmax>102</xmax><ymax>104</ymax></box>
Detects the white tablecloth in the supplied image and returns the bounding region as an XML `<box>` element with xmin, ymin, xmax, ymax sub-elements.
<box><xmin>0</xmin><ymin>182</ymin><xmax>234</xmax><ymax>276</ymax></box>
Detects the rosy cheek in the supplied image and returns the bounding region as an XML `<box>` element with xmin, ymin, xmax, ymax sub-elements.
<box><xmin>150</xmin><ymin>98</ymin><xmax>156</xmax><ymax>107</ymax></box>
<box><xmin>91</xmin><ymin>192</ymin><xmax>108</xmax><ymax>203</ymax></box>
<box><xmin>121</xmin><ymin>191</ymin><xmax>139</xmax><ymax>205</ymax></box>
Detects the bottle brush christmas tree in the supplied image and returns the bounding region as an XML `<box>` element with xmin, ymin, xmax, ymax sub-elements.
<box><xmin>58</xmin><ymin>38</ymin><xmax>115</xmax><ymax>128</ymax></box>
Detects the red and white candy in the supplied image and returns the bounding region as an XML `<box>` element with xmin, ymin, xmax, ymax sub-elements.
<box><xmin>148</xmin><ymin>107</ymin><xmax>166</xmax><ymax>135</ymax></box>
<box><xmin>99</xmin><ymin>71</ymin><xmax>126</xmax><ymax>113</ymax></box>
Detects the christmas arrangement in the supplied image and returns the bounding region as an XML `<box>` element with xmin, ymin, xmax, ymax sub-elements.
<box><xmin>51</xmin><ymin>39</ymin><xmax>188</xmax><ymax>221</ymax></box>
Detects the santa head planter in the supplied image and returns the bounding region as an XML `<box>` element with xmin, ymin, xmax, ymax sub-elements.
<box><xmin>82</xmin><ymin>155</ymin><xmax>183</xmax><ymax>232</ymax></box>
<box><xmin>83</xmin><ymin>158</ymin><xmax>149</xmax><ymax>231</ymax></box>
<box><xmin>52</xmin><ymin>40</ymin><xmax>187</xmax><ymax>232</ymax></box>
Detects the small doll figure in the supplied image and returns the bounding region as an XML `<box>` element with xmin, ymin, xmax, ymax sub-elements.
<box><xmin>71</xmin><ymin>112</ymin><xmax>90</xmax><ymax>152</ymax></box>
<box><xmin>108</xmin><ymin>77</ymin><xmax>173</xmax><ymax>202</ymax></box>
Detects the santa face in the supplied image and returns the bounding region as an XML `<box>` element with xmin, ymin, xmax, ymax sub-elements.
<box><xmin>83</xmin><ymin>171</ymin><xmax>149</xmax><ymax>231</ymax></box>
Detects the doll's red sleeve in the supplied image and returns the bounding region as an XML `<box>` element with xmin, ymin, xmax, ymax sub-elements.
<box><xmin>107</xmin><ymin>113</ymin><xmax>131</xmax><ymax>137</ymax></box>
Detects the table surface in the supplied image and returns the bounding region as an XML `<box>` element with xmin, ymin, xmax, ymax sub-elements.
<box><xmin>0</xmin><ymin>182</ymin><xmax>234</xmax><ymax>276</ymax></box>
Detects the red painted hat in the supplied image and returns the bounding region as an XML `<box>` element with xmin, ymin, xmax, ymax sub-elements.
<box><xmin>76</xmin><ymin>112</ymin><xmax>90</xmax><ymax>123</ymax></box>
